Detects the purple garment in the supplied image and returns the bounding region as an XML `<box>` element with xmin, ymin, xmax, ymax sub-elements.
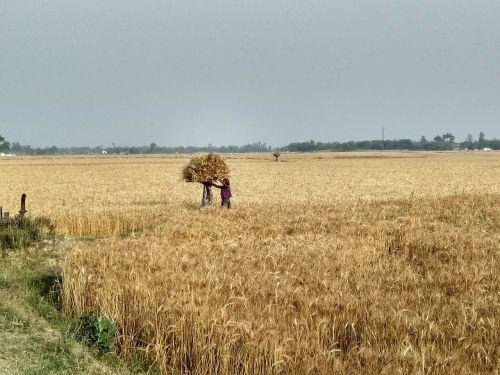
<box><xmin>221</xmin><ymin>187</ymin><xmax>232</xmax><ymax>199</ymax></box>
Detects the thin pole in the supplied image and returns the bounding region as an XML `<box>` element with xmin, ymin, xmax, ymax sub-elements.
<box><xmin>19</xmin><ymin>193</ymin><xmax>27</xmax><ymax>219</ymax></box>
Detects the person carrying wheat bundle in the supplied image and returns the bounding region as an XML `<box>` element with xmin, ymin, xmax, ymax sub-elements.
<box><xmin>182</xmin><ymin>153</ymin><xmax>231</xmax><ymax>207</ymax></box>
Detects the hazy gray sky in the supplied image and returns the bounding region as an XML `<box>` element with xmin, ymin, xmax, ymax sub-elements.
<box><xmin>1</xmin><ymin>0</ymin><xmax>499</xmax><ymax>147</ymax></box>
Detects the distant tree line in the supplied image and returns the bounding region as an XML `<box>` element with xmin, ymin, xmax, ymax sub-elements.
<box><xmin>281</xmin><ymin>132</ymin><xmax>499</xmax><ymax>152</ymax></box>
<box><xmin>5</xmin><ymin>141</ymin><xmax>272</xmax><ymax>155</ymax></box>
<box><xmin>1</xmin><ymin>132</ymin><xmax>499</xmax><ymax>155</ymax></box>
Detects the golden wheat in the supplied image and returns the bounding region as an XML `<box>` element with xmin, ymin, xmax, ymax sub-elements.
<box><xmin>1</xmin><ymin>152</ymin><xmax>499</xmax><ymax>373</ymax></box>
<box><xmin>182</xmin><ymin>153</ymin><xmax>230</xmax><ymax>183</ymax></box>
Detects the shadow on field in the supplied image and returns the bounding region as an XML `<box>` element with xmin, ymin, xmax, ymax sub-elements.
<box><xmin>31</xmin><ymin>271</ymin><xmax>63</xmax><ymax>311</ymax></box>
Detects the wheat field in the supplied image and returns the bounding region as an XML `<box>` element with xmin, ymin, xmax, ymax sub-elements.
<box><xmin>1</xmin><ymin>152</ymin><xmax>499</xmax><ymax>374</ymax></box>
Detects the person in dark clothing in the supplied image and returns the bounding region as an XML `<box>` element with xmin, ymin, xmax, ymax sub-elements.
<box><xmin>213</xmin><ymin>178</ymin><xmax>232</xmax><ymax>209</ymax></box>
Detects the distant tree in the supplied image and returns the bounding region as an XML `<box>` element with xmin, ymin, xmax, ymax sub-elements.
<box><xmin>395</xmin><ymin>139</ymin><xmax>413</xmax><ymax>150</ymax></box>
<box><xmin>442</xmin><ymin>132</ymin><xmax>455</xmax><ymax>143</ymax></box>
<box><xmin>433</xmin><ymin>135</ymin><xmax>443</xmax><ymax>142</ymax></box>
<box><xmin>149</xmin><ymin>142</ymin><xmax>158</xmax><ymax>153</ymax></box>
<box><xmin>478</xmin><ymin>132</ymin><xmax>486</xmax><ymax>149</ymax></box>
<box><xmin>370</xmin><ymin>140</ymin><xmax>384</xmax><ymax>150</ymax></box>
<box><xmin>464</xmin><ymin>134</ymin><xmax>474</xmax><ymax>149</ymax></box>
<box><xmin>488</xmin><ymin>139</ymin><xmax>500</xmax><ymax>150</ymax></box>
<box><xmin>342</xmin><ymin>141</ymin><xmax>356</xmax><ymax>151</ymax></box>
<box><xmin>420</xmin><ymin>136</ymin><xmax>428</xmax><ymax>144</ymax></box>
<box><xmin>357</xmin><ymin>140</ymin><xmax>371</xmax><ymax>150</ymax></box>
<box><xmin>0</xmin><ymin>135</ymin><xmax>10</xmax><ymax>152</ymax></box>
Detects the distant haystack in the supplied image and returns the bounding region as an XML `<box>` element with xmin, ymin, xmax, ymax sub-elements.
<box><xmin>182</xmin><ymin>153</ymin><xmax>229</xmax><ymax>183</ymax></box>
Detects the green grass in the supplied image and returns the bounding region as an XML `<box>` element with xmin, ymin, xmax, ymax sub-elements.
<box><xmin>0</xmin><ymin>236</ymin><xmax>157</xmax><ymax>375</ymax></box>
<box><xmin>0</xmin><ymin>217</ymin><xmax>54</xmax><ymax>250</ymax></box>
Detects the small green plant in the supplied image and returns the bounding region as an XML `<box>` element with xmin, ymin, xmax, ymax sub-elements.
<box><xmin>74</xmin><ymin>312</ymin><xmax>117</xmax><ymax>354</ymax></box>
<box><xmin>0</xmin><ymin>216</ymin><xmax>54</xmax><ymax>249</ymax></box>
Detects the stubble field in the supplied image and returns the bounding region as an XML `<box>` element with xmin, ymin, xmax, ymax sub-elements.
<box><xmin>1</xmin><ymin>152</ymin><xmax>499</xmax><ymax>374</ymax></box>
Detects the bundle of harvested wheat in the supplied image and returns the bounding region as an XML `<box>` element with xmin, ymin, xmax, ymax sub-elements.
<box><xmin>182</xmin><ymin>153</ymin><xmax>229</xmax><ymax>183</ymax></box>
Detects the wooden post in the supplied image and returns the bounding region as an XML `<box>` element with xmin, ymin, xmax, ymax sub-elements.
<box><xmin>0</xmin><ymin>207</ymin><xmax>2</xmax><ymax>221</ymax></box>
<box><xmin>4</xmin><ymin>212</ymin><xmax>9</xmax><ymax>221</ymax></box>
<box><xmin>19</xmin><ymin>194</ymin><xmax>27</xmax><ymax>219</ymax></box>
